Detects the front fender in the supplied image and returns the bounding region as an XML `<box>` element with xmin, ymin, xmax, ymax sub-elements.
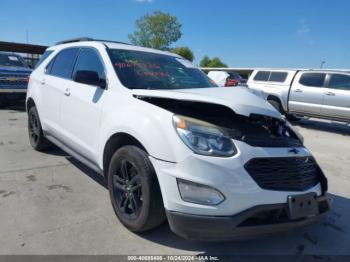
<box><xmin>97</xmin><ymin>98</ymin><xmax>190</xmax><ymax>170</ymax></box>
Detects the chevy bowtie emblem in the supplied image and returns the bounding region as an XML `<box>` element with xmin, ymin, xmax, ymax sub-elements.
<box><xmin>289</xmin><ymin>148</ymin><xmax>300</xmax><ymax>154</ymax></box>
<box><xmin>7</xmin><ymin>77</ymin><xmax>18</xmax><ymax>82</ymax></box>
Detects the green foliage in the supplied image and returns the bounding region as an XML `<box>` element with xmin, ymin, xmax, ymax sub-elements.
<box><xmin>129</xmin><ymin>11</ymin><xmax>182</xmax><ymax>50</ymax></box>
<box><xmin>199</xmin><ymin>56</ymin><xmax>228</xmax><ymax>68</ymax></box>
<box><xmin>199</xmin><ymin>56</ymin><xmax>211</xmax><ymax>67</ymax></box>
<box><xmin>171</xmin><ymin>47</ymin><xmax>194</xmax><ymax>61</ymax></box>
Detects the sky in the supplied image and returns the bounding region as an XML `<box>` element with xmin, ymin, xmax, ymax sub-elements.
<box><xmin>1</xmin><ymin>0</ymin><xmax>349</xmax><ymax>68</ymax></box>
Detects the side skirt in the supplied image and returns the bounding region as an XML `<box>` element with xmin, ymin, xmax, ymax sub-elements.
<box><xmin>44</xmin><ymin>132</ymin><xmax>103</xmax><ymax>175</ymax></box>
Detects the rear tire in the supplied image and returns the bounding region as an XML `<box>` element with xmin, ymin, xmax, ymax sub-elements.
<box><xmin>27</xmin><ymin>106</ymin><xmax>52</xmax><ymax>151</ymax></box>
<box><xmin>108</xmin><ymin>145</ymin><xmax>166</xmax><ymax>232</ymax></box>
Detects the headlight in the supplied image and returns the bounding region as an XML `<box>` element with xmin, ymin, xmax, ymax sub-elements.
<box><xmin>177</xmin><ymin>179</ymin><xmax>225</xmax><ymax>205</ymax></box>
<box><xmin>173</xmin><ymin>115</ymin><xmax>237</xmax><ymax>157</ymax></box>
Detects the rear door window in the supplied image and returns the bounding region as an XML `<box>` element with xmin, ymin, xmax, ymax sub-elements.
<box><xmin>49</xmin><ymin>48</ymin><xmax>79</xmax><ymax>79</ymax></box>
<box><xmin>254</xmin><ymin>71</ymin><xmax>270</xmax><ymax>81</ymax></box>
<box><xmin>299</xmin><ymin>73</ymin><xmax>326</xmax><ymax>87</ymax></box>
<box><xmin>329</xmin><ymin>74</ymin><xmax>350</xmax><ymax>90</ymax></box>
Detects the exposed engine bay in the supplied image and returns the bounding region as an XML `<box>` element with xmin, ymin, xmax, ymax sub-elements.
<box><xmin>136</xmin><ymin>96</ymin><xmax>303</xmax><ymax>147</ymax></box>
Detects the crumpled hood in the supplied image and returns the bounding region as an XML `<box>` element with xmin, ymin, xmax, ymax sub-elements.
<box><xmin>132</xmin><ymin>86</ymin><xmax>281</xmax><ymax>119</ymax></box>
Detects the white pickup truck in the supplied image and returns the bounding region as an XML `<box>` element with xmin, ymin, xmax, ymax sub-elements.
<box><xmin>247</xmin><ymin>69</ymin><xmax>350</xmax><ymax>122</ymax></box>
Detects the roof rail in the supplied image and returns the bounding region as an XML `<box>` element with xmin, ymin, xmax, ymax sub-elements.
<box><xmin>55</xmin><ymin>37</ymin><xmax>131</xmax><ymax>46</ymax></box>
<box><xmin>55</xmin><ymin>37</ymin><xmax>95</xmax><ymax>45</ymax></box>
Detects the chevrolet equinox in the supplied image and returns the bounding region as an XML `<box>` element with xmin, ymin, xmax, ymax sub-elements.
<box><xmin>26</xmin><ymin>38</ymin><xmax>331</xmax><ymax>240</ymax></box>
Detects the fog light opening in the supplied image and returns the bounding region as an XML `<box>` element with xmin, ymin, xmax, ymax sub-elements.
<box><xmin>177</xmin><ymin>178</ymin><xmax>225</xmax><ymax>206</ymax></box>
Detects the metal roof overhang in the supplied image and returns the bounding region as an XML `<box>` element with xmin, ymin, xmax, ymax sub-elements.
<box><xmin>0</xmin><ymin>41</ymin><xmax>48</xmax><ymax>54</ymax></box>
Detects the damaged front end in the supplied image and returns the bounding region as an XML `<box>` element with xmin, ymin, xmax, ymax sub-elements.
<box><xmin>136</xmin><ymin>96</ymin><xmax>303</xmax><ymax>148</ymax></box>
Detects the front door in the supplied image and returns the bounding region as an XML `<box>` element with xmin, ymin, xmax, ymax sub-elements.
<box><xmin>60</xmin><ymin>47</ymin><xmax>106</xmax><ymax>163</ymax></box>
<box><xmin>288</xmin><ymin>72</ymin><xmax>326</xmax><ymax>115</ymax></box>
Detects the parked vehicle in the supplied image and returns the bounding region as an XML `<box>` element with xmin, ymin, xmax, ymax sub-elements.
<box><xmin>0</xmin><ymin>52</ymin><xmax>32</xmax><ymax>106</ymax></box>
<box><xmin>208</xmin><ymin>70</ymin><xmax>247</xmax><ymax>87</ymax></box>
<box><xmin>247</xmin><ymin>69</ymin><xmax>350</xmax><ymax>122</ymax></box>
<box><xmin>228</xmin><ymin>71</ymin><xmax>247</xmax><ymax>86</ymax></box>
<box><xmin>26</xmin><ymin>38</ymin><xmax>330</xmax><ymax>240</ymax></box>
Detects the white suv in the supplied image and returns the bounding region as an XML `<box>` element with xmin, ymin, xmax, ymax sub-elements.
<box><xmin>26</xmin><ymin>38</ymin><xmax>330</xmax><ymax>240</ymax></box>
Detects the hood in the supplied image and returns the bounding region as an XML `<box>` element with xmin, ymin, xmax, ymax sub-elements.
<box><xmin>132</xmin><ymin>86</ymin><xmax>281</xmax><ymax>119</ymax></box>
<box><xmin>0</xmin><ymin>65</ymin><xmax>32</xmax><ymax>75</ymax></box>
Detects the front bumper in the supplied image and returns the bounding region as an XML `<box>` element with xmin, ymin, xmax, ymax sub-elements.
<box><xmin>166</xmin><ymin>195</ymin><xmax>331</xmax><ymax>241</ymax></box>
<box><xmin>150</xmin><ymin>144</ymin><xmax>324</xmax><ymax>217</ymax></box>
<box><xmin>0</xmin><ymin>88</ymin><xmax>27</xmax><ymax>93</ymax></box>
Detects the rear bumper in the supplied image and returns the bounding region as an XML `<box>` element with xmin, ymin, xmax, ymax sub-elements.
<box><xmin>166</xmin><ymin>195</ymin><xmax>331</xmax><ymax>241</ymax></box>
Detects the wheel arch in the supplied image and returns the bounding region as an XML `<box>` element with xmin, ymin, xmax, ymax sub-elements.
<box><xmin>267</xmin><ymin>94</ymin><xmax>281</xmax><ymax>104</ymax></box>
<box><xmin>267</xmin><ymin>95</ymin><xmax>286</xmax><ymax>113</ymax></box>
<box><xmin>26</xmin><ymin>97</ymin><xmax>36</xmax><ymax>112</ymax></box>
<box><xmin>267</xmin><ymin>94</ymin><xmax>288</xmax><ymax>112</ymax></box>
<box><xmin>102</xmin><ymin>132</ymin><xmax>148</xmax><ymax>178</ymax></box>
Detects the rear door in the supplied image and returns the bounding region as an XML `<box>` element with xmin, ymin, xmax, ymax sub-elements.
<box><xmin>321</xmin><ymin>73</ymin><xmax>350</xmax><ymax>121</ymax></box>
<box><xmin>40</xmin><ymin>48</ymin><xmax>79</xmax><ymax>137</ymax></box>
<box><xmin>288</xmin><ymin>72</ymin><xmax>326</xmax><ymax>115</ymax></box>
<box><xmin>59</xmin><ymin>47</ymin><xmax>106</xmax><ymax>163</ymax></box>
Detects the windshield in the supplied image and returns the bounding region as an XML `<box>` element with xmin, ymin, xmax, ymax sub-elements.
<box><xmin>108</xmin><ymin>49</ymin><xmax>216</xmax><ymax>90</ymax></box>
<box><xmin>0</xmin><ymin>54</ymin><xmax>26</xmax><ymax>67</ymax></box>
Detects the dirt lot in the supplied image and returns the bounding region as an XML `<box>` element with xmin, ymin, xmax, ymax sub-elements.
<box><xmin>0</xmin><ymin>102</ymin><xmax>349</xmax><ymax>255</ymax></box>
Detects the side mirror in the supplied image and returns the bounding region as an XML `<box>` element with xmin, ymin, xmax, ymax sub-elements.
<box><xmin>73</xmin><ymin>70</ymin><xmax>107</xmax><ymax>89</ymax></box>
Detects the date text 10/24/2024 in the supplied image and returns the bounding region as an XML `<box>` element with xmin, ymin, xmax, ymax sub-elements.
<box><xmin>127</xmin><ymin>255</ymin><xmax>220</xmax><ymax>261</ymax></box>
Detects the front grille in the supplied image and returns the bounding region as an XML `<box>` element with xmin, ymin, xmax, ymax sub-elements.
<box><xmin>245</xmin><ymin>157</ymin><xmax>321</xmax><ymax>191</ymax></box>
<box><xmin>0</xmin><ymin>75</ymin><xmax>28</xmax><ymax>87</ymax></box>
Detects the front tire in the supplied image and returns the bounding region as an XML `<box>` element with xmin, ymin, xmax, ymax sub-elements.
<box><xmin>108</xmin><ymin>145</ymin><xmax>166</xmax><ymax>232</ymax></box>
<box><xmin>27</xmin><ymin>106</ymin><xmax>51</xmax><ymax>151</ymax></box>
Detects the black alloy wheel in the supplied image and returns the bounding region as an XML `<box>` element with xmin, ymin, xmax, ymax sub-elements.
<box><xmin>112</xmin><ymin>159</ymin><xmax>143</xmax><ymax>219</ymax></box>
<box><xmin>28</xmin><ymin>109</ymin><xmax>40</xmax><ymax>145</ymax></box>
<box><xmin>107</xmin><ymin>145</ymin><xmax>166</xmax><ymax>232</ymax></box>
<box><xmin>27</xmin><ymin>106</ymin><xmax>51</xmax><ymax>151</ymax></box>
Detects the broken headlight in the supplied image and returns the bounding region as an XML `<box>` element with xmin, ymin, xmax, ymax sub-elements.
<box><xmin>173</xmin><ymin>115</ymin><xmax>237</xmax><ymax>157</ymax></box>
<box><xmin>285</xmin><ymin>121</ymin><xmax>304</xmax><ymax>144</ymax></box>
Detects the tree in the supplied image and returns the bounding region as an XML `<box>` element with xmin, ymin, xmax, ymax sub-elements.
<box><xmin>199</xmin><ymin>56</ymin><xmax>211</xmax><ymax>67</ymax></box>
<box><xmin>171</xmin><ymin>47</ymin><xmax>194</xmax><ymax>61</ymax></box>
<box><xmin>200</xmin><ymin>56</ymin><xmax>228</xmax><ymax>68</ymax></box>
<box><xmin>129</xmin><ymin>11</ymin><xmax>182</xmax><ymax>50</ymax></box>
<box><xmin>208</xmin><ymin>57</ymin><xmax>228</xmax><ymax>67</ymax></box>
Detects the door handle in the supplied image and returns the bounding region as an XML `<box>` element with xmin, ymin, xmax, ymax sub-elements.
<box><xmin>294</xmin><ymin>89</ymin><xmax>303</xmax><ymax>93</ymax></box>
<box><xmin>40</xmin><ymin>79</ymin><xmax>46</xmax><ymax>85</ymax></box>
<box><xmin>325</xmin><ymin>91</ymin><xmax>335</xmax><ymax>96</ymax></box>
<box><xmin>64</xmin><ymin>88</ymin><xmax>71</xmax><ymax>96</ymax></box>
